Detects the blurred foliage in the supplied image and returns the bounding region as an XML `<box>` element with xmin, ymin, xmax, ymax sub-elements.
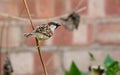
<box><xmin>64</xmin><ymin>61</ymin><xmax>87</xmax><ymax>75</ymax></box>
<box><xmin>104</xmin><ymin>55</ymin><xmax>120</xmax><ymax>75</ymax></box>
<box><xmin>65</xmin><ymin>54</ymin><xmax>120</xmax><ymax>75</ymax></box>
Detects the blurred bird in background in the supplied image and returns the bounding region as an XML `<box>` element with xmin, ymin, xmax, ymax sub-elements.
<box><xmin>24</xmin><ymin>22</ymin><xmax>61</xmax><ymax>40</ymax></box>
<box><xmin>3</xmin><ymin>56</ymin><xmax>13</xmax><ymax>75</ymax></box>
<box><xmin>60</xmin><ymin>12</ymin><xmax>80</xmax><ymax>31</ymax></box>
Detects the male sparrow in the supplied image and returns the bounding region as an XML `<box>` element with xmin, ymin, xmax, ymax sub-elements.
<box><xmin>24</xmin><ymin>22</ymin><xmax>61</xmax><ymax>40</ymax></box>
<box><xmin>61</xmin><ymin>12</ymin><xmax>80</xmax><ymax>31</ymax></box>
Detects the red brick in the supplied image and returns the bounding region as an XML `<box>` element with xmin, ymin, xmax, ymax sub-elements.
<box><xmin>54</xmin><ymin>0</ymin><xmax>65</xmax><ymax>16</ymax></box>
<box><xmin>18</xmin><ymin>0</ymin><xmax>37</xmax><ymax>17</ymax></box>
<box><xmin>73</xmin><ymin>24</ymin><xmax>93</xmax><ymax>45</ymax></box>
<box><xmin>96</xmin><ymin>23</ymin><xmax>120</xmax><ymax>44</ymax></box>
<box><xmin>0</xmin><ymin>54</ymin><xmax>6</xmax><ymax>75</ymax></box>
<box><xmin>88</xmin><ymin>0</ymin><xmax>105</xmax><ymax>17</ymax></box>
<box><xmin>87</xmin><ymin>24</ymin><xmax>93</xmax><ymax>44</ymax></box>
<box><xmin>0</xmin><ymin>26</ymin><xmax>7</xmax><ymax>48</ymax></box>
<box><xmin>70</xmin><ymin>0</ymin><xmax>80</xmax><ymax>9</ymax></box>
<box><xmin>0</xmin><ymin>25</ymin><xmax>21</xmax><ymax>48</ymax></box>
<box><xmin>105</xmin><ymin>0</ymin><xmax>120</xmax><ymax>16</ymax></box>
<box><xmin>2</xmin><ymin>1</ymin><xmax>18</xmax><ymax>15</ymax></box>
<box><xmin>53</xmin><ymin>26</ymin><xmax>73</xmax><ymax>45</ymax></box>
<box><xmin>10</xmin><ymin>52</ymin><xmax>34</xmax><ymax>74</ymax></box>
<box><xmin>0</xmin><ymin>2</ymin><xmax>6</xmax><ymax>12</ymax></box>
<box><xmin>34</xmin><ymin>51</ymin><xmax>56</xmax><ymax>74</ymax></box>
<box><xmin>35</xmin><ymin>0</ymin><xmax>54</xmax><ymax>18</ymax></box>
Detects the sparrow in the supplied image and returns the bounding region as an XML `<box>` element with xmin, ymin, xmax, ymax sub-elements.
<box><xmin>3</xmin><ymin>56</ymin><xmax>13</xmax><ymax>75</ymax></box>
<box><xmin>60</xmin><ymin>12</ymin><xmax>80</xmax><ymax>31</ymax></box>
<box><xmin>24</xmin><ymin>22</ymin><xmax>61</xmax><ymax>40</ymax></box>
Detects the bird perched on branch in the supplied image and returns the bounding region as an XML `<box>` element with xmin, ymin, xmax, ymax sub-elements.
<box><xmin>61</xmin><ymin>12</ymin><xmax>80</xmax><ymax>31</ymax></box>
<box><xmin>24</xmin><ymin>22</ymin><xmax>61</xmax><ymax>40</ymax></box>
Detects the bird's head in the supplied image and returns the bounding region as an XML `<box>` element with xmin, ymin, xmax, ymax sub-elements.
<box><xmin>48</xmin><ymin>21</ymin><xmax>61</xmax><ymax>29</ymax></box>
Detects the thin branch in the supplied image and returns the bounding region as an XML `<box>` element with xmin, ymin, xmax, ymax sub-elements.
<box><xmin>23</xmin><ymin>0</ymin><xmax>48</xmax><ymax>75</ymax></box>
<box><xmin>74</xmin><ymin>0</ymin><xmax>84</xmax><ymax>11</ymax></box>
<box><xmin>0</xmin><ymin>7</ymin><xmax>86</xmax><ymax>23</ymax></box>
<box><xmin>23</xmin><ymin>0</ymin><xmax>34</xmax><ymax>29</ymax></box>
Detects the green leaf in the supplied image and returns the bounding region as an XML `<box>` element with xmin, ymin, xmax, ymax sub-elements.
<box><xmin>104</xmin><ymin>54</ymin><xmax>114</xmax><ymax>68</ymax></box>
<box><xmin>64</xmin><ymin>61</ymin><xmax>87</xmax><ymax>75</ymax></box>
<box><xmin>107</xmin><ymin>61</ymin><xmax>120</xmax><ymax>75</ymax></box>
<box><xmin>69</xmin><ymin>61</ymin><xmax>82</xmax><ymax>75</ymax></box>
<box><xmin>105</xmin><ymin>71</ymin><xmax>110</xmax><ymax>75</ymax></box>
<box><xmin>104</xmin><ymin>55</ymin><xmax>120</xmax><ymax>75</ymax></box>
<box><xmin>64</xmin><ymin>71</ymin><xmax>70</xmax><ymax>75</ymax></box>
<box><xmin>118</xmin><ymin>62</ymin><xmax>120</xmax><ymax>69</ymax></box>
<box><xmin>81</xmin><ymin>72</ymin><xmax>87</xmax><ymax>75</ymax></box>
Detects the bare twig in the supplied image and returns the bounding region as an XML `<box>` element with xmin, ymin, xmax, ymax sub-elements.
<box><xmin>23</xmin><ymin>0</ymin><xmax>48</xmax><ymax>75</ymax></box>
<box><xmin>74</xmin><ymin>0</ymin><xmax>84</xmax><ymax>11</ymax></box>
<box><xmin>0</xmin><ymin>7</ymin><xmax>86</xmax><ymax>23</ymax></box>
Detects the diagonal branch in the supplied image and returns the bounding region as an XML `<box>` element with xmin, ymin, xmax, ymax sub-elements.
<box><xmin>0</xmin><ymin>7</ymin><xmax>86</xmax><ymax>23</ymax></box>
<box><xmin>23</xmin><ymin>0</ymin><xmax>48</xmax><ymax>75</ymax></box>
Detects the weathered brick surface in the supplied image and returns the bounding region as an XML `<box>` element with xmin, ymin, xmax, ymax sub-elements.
<box><xmin>88</xmin><ymin>0</ymin><xmax>105</xmax><ymax>17</ymax></box>
<box><xmin>105</xmin><ymin>0</ymin><xmax>120</xmax><ymax>16</ymax></box>
<box><xmin>1</xmin><ymin>1</ymin><xmax>18</xmax><ymax>15</ymax></box>
<box><xmin>96</xmin><ymin>23</ymin><xmax>120</xmax><ymax>44</ymax></box>
<box><xmin>0</xmin><ymin>54</ymin><xmax>6</xmax><ymax>75</ymax></box>
<box><xmin>35</xmin><ymin>0</ymin><xmax>55</xmax><ymax>18</ymax></box>
<box><xmin>54</xmin><ymin>0</ymin><xmax>65</xmax><ymax>16</ymax></box>
<box><xmin>73</xmin><ymin>24</ymin><xmax>93</xmax><ymax>45</ymax></box>
<box><xmin>10</xmin><ymin>52</ymin><xmax>34</xmax><ymax>75</ymax></box>
<box><xmin>0</xmin><ymin>25</ymin><xmax>22</xmax><ymax>48</ymax></box>
<box><xmin>63</xmin><ymin>49</ymin><xmax>120</xmax><ymax>71</ymax></box>
<box><xmin>53</xmin><ymin>26</ymin><xmax>73</xmax><ymax>45</ymax></box>
<box><xmin>34</xmin><ymin>51</ymin><xmax>59</xmax><ymax>75</ymax></box>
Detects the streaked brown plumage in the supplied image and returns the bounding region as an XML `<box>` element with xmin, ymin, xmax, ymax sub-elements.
<box><xmin>24</xmin><ymin>22</ymin><xmax>61</xmax><ymax>40</ymax></box>
<box><xmin>34</xmin><ymin>24</ymin><xmax>53</xmax><ymax>37</ymax></box>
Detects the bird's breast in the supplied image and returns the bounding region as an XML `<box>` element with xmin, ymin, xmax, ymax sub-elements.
<box><xmin>36</xmin><ymin>33</ymin><xmax>50</xmax><ymax>40</ymax></box>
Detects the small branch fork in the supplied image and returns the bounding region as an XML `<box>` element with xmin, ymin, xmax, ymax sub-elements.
<box><xmin>23</xmin><ymin>0</ymin><xmax>48</xmax><ymax>75</ymax></box>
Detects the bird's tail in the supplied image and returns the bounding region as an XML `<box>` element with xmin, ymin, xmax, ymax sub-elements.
<box><xmin>24</xmin><ymin>33</ymin><xmax>33</xmax><ymax>38</ymax></box>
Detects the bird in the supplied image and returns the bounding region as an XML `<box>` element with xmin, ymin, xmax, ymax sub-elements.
<box><xmin>24</xmin><ymin>22</ymin><xmax>61</xmax><ymax>40</ymax></box>
<box><xmin>60</xmin><ymin>12</ymin><xmax>80</xmax><ymax>31</ymax></box>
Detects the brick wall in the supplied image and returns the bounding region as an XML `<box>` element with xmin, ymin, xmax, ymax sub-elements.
<box><xmin>0</xmin><ymin>0</ymin><xmax>120</xmax><ymax>75</ymax></box>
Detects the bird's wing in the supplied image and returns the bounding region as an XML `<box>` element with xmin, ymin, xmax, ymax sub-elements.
<box><xmin>34</xmin><ymin>24</ymin><xmax>53</xmax><ymax>37</ymax></box>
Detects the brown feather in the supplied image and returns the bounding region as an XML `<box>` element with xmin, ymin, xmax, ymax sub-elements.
<box><xmin>34</xmin><ymin>24</ymin><xmax>53</xmax><ymax>37</ymax></box>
